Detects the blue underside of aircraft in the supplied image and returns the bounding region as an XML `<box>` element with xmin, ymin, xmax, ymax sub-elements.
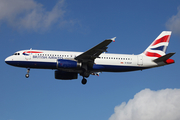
<box><xmin>6</xmin><ymin>61</ymin><xmax>147</xmax><ymax>72</ymax></box>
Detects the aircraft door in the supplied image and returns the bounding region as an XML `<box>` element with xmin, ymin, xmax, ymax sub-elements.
<box><xmin>137</xmin><ymin>56</ymin><xmax>143</xmax><ymax>66</ymax></box>
<box><xmin>24</xmin><ymin>51</ymin><xmax>31</xmax><ymax>60</ymax></box>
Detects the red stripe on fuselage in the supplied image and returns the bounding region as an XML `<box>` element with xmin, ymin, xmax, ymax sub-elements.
<box><xmin>23</xmin><ymin>51</ymin><xmax>43</xmax><ymax>53</ymax></box>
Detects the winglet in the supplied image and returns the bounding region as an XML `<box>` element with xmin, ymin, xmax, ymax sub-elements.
<box><xmin>111</xmin><ymin>37</ymin><xmax>116</xmax><ymax>42</ymax></box>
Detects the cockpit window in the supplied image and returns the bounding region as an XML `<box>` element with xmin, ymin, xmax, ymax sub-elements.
<box><xmin>14</xmin><ymin>53</ymin><xmax>20</xmax><ymax>55</ymax></box>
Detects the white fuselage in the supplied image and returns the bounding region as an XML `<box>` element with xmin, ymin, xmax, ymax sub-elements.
<box><xmin>5</xmin><ymin>49</ymin><xmax>163</xmax><ymax>73</ymax></box>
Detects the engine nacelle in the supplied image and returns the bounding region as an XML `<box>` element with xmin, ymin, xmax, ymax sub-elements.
<box><xmin>57</xmin><ymin>59</ymin><xmax>81</xmax><ymax>69</ymax></box>
<box><xmin>55</xmin><ymin>70</ymin><xmax>78</xmax><ymax>80</ymax></box>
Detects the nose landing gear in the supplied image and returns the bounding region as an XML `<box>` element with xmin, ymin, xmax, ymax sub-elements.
<box><xmin>25</xmin><ymin>68</ymin><xmax>30</xmax><ymax>78</ymax></box>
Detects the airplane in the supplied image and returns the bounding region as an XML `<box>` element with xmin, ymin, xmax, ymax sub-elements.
<box><xmin>5</xmin><ymin>31</ymin><xmax>175</xmax><ymax>85</ymax></box>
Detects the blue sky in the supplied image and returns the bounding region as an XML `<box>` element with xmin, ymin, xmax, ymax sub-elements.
<box><xmin>1</xmin><ymin>0</ymin><xmax>180</xmax><ymax>120</ymax></box>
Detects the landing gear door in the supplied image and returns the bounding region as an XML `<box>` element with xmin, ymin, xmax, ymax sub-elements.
<box><xmin>137</xmin><ymin>56</ymin><xmax>143</xmax><ymax>66</ymax></box>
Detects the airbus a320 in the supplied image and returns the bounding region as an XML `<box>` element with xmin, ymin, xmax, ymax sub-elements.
<box><xmin>5</xmin><ymin>31</ymin><xmax>175</xmax><ymax>85</ymax></box>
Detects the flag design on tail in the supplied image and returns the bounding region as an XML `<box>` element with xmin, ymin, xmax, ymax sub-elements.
<box><xmin>142</xmin><ymin>31</ymin><xmax>172</xmax><ymax>58</ymax></box>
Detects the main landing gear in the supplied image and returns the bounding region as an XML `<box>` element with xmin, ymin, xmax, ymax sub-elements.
<box><xmin>81</xmin><ymin>78</ymin><xmax>87</xmax><ymax>85</ymax></box>
<box><xmin>25</xmin><ymin>68</ymin><xmax>30</xmax><ymax>78</ymax></box>
<box><xmin>80</xmin><ymin>72</ymin><xmax>89</xmax><ymax>85</ymax></box>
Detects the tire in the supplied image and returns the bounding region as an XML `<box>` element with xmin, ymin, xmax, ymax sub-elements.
<box><xmin>25</xmin><ymin>74</ymin><xmax>29</xmax><ymax>78</ymax></box>
<box><xmin>81</xmin><ymin>78</ymin><xmax>87</xmax><ymax>85</ymax></box>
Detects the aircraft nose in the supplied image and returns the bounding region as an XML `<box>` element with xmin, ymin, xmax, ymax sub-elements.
<box><xmin>5</xmin><ymin>56</ymin><xmax>12</xmax><ymax>65</ymax></box>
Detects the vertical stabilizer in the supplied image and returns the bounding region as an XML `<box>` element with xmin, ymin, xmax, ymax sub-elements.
<box><xmin>141</xmin><ymin>31</ymin><xmax>172</xmax><ymax>58</ymax></box>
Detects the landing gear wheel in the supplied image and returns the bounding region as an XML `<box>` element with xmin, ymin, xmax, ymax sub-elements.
<box><xmin>81</xmin><ymin>78</ymin><xmax>87</xmax><ymax>85</ymax></box>
<box><xmin>25</xmin><ymin>74</ymin><xmax>29</xmax><ymax>78</ymax></box>
<box><xmin>25</xmin><ymin>68</ymin><xmax>30</xmax><ymax>78</ymax></box>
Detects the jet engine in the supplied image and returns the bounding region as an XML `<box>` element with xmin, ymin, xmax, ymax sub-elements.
<box><xmin>57</xmin><ymin>59</ymin><xmax>81</xmax><ymax>69</ymax></box>
<box><xmin>55</xmin><ymin>70</ymin><xmax>78</xmax><ymax>80</ymax></box>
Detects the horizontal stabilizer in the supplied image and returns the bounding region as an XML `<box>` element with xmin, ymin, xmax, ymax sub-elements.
<box><xmin>153</xmin><ymin>53</ymin><xmax>175</xmax><ymax>63</ymax></box>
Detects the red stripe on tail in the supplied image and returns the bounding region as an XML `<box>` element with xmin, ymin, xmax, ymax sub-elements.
<box><xmin>145</xmin><ymin>52</ymin><xmax>162</xmax><ymax>57</ymax></box>
<box><xmin>152</xmin><ymin>35</ymin><xmax>170</xmax><ymax>46</ymax></box>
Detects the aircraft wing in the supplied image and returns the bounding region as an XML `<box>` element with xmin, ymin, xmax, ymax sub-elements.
<box><xmin>75</xmin><ymin>37</ymin><xmax>116</xmax><ymax>63</ymax></box>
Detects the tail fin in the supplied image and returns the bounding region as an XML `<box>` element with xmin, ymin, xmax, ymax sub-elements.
<box><xmin>141</xmin><ymin>31</ymin><xmax>172</xmax><ymax>58</ymax></box>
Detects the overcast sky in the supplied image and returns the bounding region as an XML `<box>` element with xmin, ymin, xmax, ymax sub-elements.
<box><xmin>1</xmin><ymin>0</ymin><xmax>180</xmax><ymax>120</ymax></box>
